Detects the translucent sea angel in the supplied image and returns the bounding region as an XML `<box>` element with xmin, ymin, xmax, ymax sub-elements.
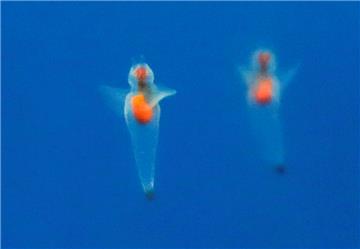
<box><xmin>101</xmin><ymin>61</ymin><xmax>176</xmax><ymax>198</ymax></box>
<box><xmin>240</xmin><ymin>50</ymin><xmax>296</xmax><ymax>173</ymax></box>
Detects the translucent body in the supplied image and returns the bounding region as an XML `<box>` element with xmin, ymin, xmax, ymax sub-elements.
<box><xmin>101</xmin><ymin>62</ymin><xmax>176</xmax><ymax>197</ymax></box>
<box><xmin>248</xmin><ymin>103</ymin><xmax>284</xmax><ymax>167</ymax></box>
<box><xmin>125</xmin><ymin>93</ymin><xmax>160</xmax><ymax>195</ymax></box>
<box><xmin>241</xmin><ymin>50</ymin><xmax>295</xmax><ymax>170</ymax></box>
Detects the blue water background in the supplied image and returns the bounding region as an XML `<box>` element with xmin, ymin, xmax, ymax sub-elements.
<box><xmin>2</xmin><ymin>2</ymin><xmax>359</xmax><ymax>248</ymax></box>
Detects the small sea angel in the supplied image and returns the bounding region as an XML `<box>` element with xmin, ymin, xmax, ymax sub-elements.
<box><xmin>240</xmin><ymin>49</ymin><xmax>296</xmax><ymax>173</ymax></box>
<box><xmin>101</xmin><ymin>61</ymin><xmax>176</xmax><ymax>198</ymax></box>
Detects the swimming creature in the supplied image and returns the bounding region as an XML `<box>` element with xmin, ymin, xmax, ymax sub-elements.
<box><xmin>101</xmin><ymin>61</ymin><xmax>176</xmax><ymax>198</ymax></box>
<box><xmin>241</xmin><ymin>49</ymin><xmax>296</xmax><ymax>173</ymax></box>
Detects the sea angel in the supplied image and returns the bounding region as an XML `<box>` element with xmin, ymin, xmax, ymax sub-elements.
<box><xmin>241</xmin><ymin>50</ymin><xmax>296</xmax><ymax>173</ymax></box>
<box><xmin>101</xmin><ymin>61</ymin><xmax>176</xmax><ymax>198</ymax></box>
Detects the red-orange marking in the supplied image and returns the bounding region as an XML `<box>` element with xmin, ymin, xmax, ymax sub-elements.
<box><xmin>258</xmin><ymin>52</ymin><xmax>271</xmax><ymax>70</ymax></box>
<box><xmin>134</xmin><ymin>67</ymin><xmax>148</xmax><ymax>81</ymax></box>
<box><xmin>130</xmin><ymin>94</ymin><xmax>153</xmax><ymax>124</ymax></box>
<box><xmin>253</xmin><ymin>78</ymin><xmax>273</xmax><ymax>105</ymax></box>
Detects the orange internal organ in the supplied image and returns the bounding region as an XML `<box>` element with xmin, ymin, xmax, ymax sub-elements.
<box><xmin>134</xmin><ymin>66</ymin><xmax>148</xmax><ymax>81</ymax></box>
<box><xmin>253</xmin><ymin>78</ymin><xmax>273</xmax><ymax>105</ymax></box>
<box><xmin>130</xmin><ymin>94</ymin><xmax>153</xmax><ymax>124</ymax></box>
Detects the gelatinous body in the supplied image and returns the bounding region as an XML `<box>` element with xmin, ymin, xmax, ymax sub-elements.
<box><xmin>101</xmin><ymin>62</ymin><xmax>176</xmax><ymax>197</ymax></box>
<box><xmin>241</xmin><ymin>49</ymin><xmax>295</xmax><ymax>171</ymax></box>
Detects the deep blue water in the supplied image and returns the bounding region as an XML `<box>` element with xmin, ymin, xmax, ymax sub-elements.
<box><xmin>2</xmin><ymin>2</ymin><xmax>359</xmax><ymax>248</ymax></box>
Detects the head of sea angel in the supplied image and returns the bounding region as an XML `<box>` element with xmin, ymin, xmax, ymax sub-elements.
<box><xmin>128</xmin><ymin>63</ymin><xmax>155</xmax><ymax>92</ymax></box>
<box><xmin>252</xmin><ymin>49</ymin><xmax>277</xmax><ymax>74</ymax></box>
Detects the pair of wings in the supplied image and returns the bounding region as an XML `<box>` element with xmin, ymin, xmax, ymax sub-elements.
<box><xmin>240</xmin><ymin>66</ymin><xmax>298</xmax><ymax>91</ymax></box>
<box><xmin>100</xmin><ymin>85</ymin><xmax>176</xmax><ymax>117</ymax></box>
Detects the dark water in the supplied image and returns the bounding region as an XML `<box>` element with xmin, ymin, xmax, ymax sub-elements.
<box><xmin>2</xmin><ymin>2</ymin><xmax>359</xmax><ymax>248</ymax></box>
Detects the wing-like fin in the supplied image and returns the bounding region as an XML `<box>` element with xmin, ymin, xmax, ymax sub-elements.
<box><xmin>280</xmin><ymin>65</ymin><xmax>299</xmax><ymax>90</ymax></box>
<box><xmin>99</xmin><ymin>85</ymin><xmax>128</xmax><ymax>117</ymax></box>
<box><xmin>239</xmin><ymin>67</ymin><xmax>255</xmax><ymax>87</ymax></box>
<box><xmin>149</xmin><ymin>85</ymin><xmax>176</xmax><ymax>108</ymax></box>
